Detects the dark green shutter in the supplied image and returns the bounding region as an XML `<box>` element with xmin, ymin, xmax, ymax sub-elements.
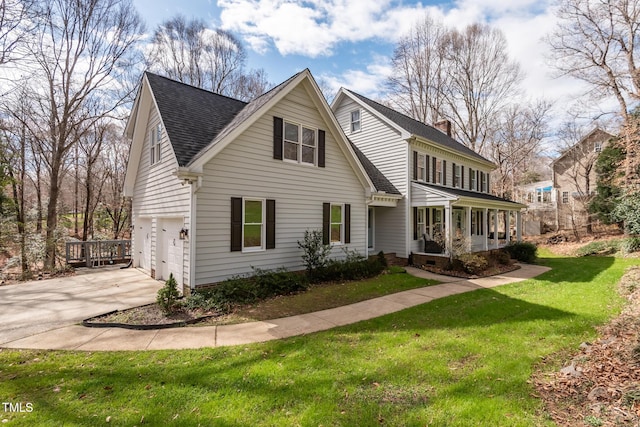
<box><xmin>442</xmin><ymin>160</ymin><xmax>447</xmax><ymax>185</ymax></box>
<box><xmin>344</xmin><ymin>204</ymin><xmax>351</xmax><ymax>244</ymax></box>
<box><xmin>231</xmin><ymin>197</ymin><xmax>242</xmax><ymax>252</ymax></box>
<box><xmin>318</xmin><ymin>130</ymin><xmax>326</xmax><ymax>167</ymax></box>
<box><xmin>432</xmin><ymin>157</ymin><xmax>437</xmax><ymax>183</ymax></box>
<box><xmin>266</xmin><ymin>199</ymin><xmax>276</xmax><ymax>249</ymax></box>
<box><xmin>413</xmin><ymin>207</ymin><xmax>418</xmax><ymax>240</ymax></box>
<box><xmin>412</xmin><ymin>151</ymin><xmax>418</xmax><ymax>180</ymax></box>
<box><xmin>273</xmin><ymin>117</ymin><xmax>283</xmax><ymax>160</ymax></box>
<box><xmin>322</xmin><ymin>203</ymin><xmax>330</xmax><ymax>245</ymax></box>
<box><xmin>425</xmin><ymin>155</ymin><xmax>430</xmax><ymax>182</ymax></box>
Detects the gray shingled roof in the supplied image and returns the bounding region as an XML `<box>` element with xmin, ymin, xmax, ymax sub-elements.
<box><xmin>145</xmin><ymin>72</ymin><xmax>247</xmax><ymax>167</ymax></box>
<box><xmin>346</xmin><ymin>90</ymin><xmax>491</xmax><ymax>164</ymax></box>
<box><xmin>144</xmin><ymin>71</ymin><xmax>394</xmax><ymax>193</ymax></box>
<box><xmin>413</xmin><ymin>181</ymin><xmax>524</xmax><ymax>207</ymax></box>
<box><xmin>350</xmin><ymin>141</ymin><xmax>401</xmax><ymax>195</ymax></box>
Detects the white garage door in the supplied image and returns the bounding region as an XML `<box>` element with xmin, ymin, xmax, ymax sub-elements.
<box><xmin>159</xmin><ymin>218</ymin><xmax>183</xmax><ymax>287</ymax></box>
<box><xmin>136</xmin><ymin>218</ymin><xmax>152</xmax><ymax>273</ymax></box>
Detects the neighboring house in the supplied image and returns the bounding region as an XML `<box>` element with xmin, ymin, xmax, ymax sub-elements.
<box><xmin>513</xmin><ymin>180</ymin><xmax>557</xmax><ymax>235</ymax></box>
<box><xmin>331</xmin><ymin>89</ymin><xmax>525</xmax><ymax>262</ymax></box>
<box><xmin>552</xmin><ymin>128</ymin><xmax>614</xmax><ymax>232</ymax></box>
<box><xmin>124</xmin><ymin>69</ymin><xmax>401</xmax><ymax>292</ymax></box>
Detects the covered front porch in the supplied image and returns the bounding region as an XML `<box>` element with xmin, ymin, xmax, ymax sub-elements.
<box><xmin>411</xmin><ymin>182</ymin><xmax>526</xmax><ymax>257</ymax></box>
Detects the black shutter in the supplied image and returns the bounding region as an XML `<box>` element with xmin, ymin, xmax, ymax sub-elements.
<box><xmin>476</xmin><ymin>170</ymin><xmax>480</xmax><ymax>191</ymax></box>
<box><xmin>273</xmin><ymin>117</ymin><xmax>283</xmax><ymax>160</ymax></box>
<box><xmin>469</xmin><ymin>168</ymin><xmax>473</xmax><ymax>190</ymax></box>
<box><xmin>266</xmin><ymin>199</ymin><xmax>276</xmax><ymax>249</ymax></box>
<box><xmin>442</xmin><ymin>160</ymin><xmax>447</xmax><ymax>185</ymax></box>
<box><xmin>432</xmin><ymin>157</ymin><xmax>437</xmax><ymax>183</ymax></box>
<box><xmin>486</xmin><ymin>173</ymin><xmax>490</xmax><ymax>193</ymax></box>
<box><xmin>413</xmin><ymin>207</ymin><xmax>418</xmax><ymax>240</ymax></box>
<box><xmin>425</xmin><ymin>155</ymin><xmax>430</xmax><ymax>182</ymax></box>
<box><xmin>452</xmin><ymin>162</ymin><xmax>457</xmax><ymax>187</ymax></box>
<box><xmin>344</xmin><ymin>204</ymin><xmax>351</xmax><ymax>244</ymax></box>
<box><xmin>231</xmin><ymin>197</ymin><xmax>242</xmax><ymax>252</ymax></box>
<box><xmin>461</xmin><ymin>166</ymin><xmax>465</xmax><ymax>189</ymax></box>
<box><xmin>322</xmin><ymin>203</ymin><xmax>330</xmax><ymax>245</ymax></box>
<box><xmin>318</xmin><ymin>129</ymin><xmax>326</xmax><ymax>168</ymax></box>
<box><xmin>412</xmin><ymin>151</ymin><xmax>418</xmax><ymax>180</ymax></box>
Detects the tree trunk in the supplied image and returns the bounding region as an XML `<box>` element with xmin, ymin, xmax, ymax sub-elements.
<box><xmin>45</xmin><ymin>152</ymin><xmax>62</xmax><ymax>271</ymax></box>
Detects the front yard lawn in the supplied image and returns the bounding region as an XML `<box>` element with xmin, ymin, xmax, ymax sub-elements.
<box><xmin>0</xmin><ymin>255</ymin><xmax>637</xmax><ymax>426</ymax></box>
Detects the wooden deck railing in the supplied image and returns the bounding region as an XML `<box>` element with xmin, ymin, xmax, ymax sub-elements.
<box><xmin>65</xmin><ymin>240</ymin><xmax>131</xmax><ymax>267</ymax></box>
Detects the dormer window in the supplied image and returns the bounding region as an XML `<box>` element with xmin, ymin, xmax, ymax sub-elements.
<box><xmin>350</xmin><ymin>110</ymin><xmax>361</xmax><ymax>133</ymax></box>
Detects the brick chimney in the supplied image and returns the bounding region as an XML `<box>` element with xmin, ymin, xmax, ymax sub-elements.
<box><xmin>434</xmin><ymin>119</ymin><xmax>452</xmax><ymax>137</ymax></box>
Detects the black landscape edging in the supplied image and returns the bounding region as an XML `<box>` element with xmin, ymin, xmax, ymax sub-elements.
<box><xmin>82</xmin><ymin>306</ymin><xmax>217</xmax><ymax>330</ymax></box>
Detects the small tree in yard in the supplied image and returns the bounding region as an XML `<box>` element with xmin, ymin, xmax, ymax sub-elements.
<box><xmin>297</xmin><ymin>229</ymin><xmax>331</xmax><ymax>273</ymax></box>
<box><xmin>157</xmin><ymin>273</ymin><xmax>180</xmax><ymax>314</ymax></box>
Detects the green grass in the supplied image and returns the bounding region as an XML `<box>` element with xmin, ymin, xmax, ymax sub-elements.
<box><xmin>226</xmin><ymin>269</ymin><xmax>434</xmax><ymax>322</ymax></box>
<box><xmin>1</xmin><ymin>255</ymin><xmax>637</xmax><ymax>426</ymax></box>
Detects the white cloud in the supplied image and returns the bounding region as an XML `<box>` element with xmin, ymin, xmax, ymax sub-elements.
<box><xmin>218</xmin><ymin>0</ymin><xmax>436</xmax><ymax>57</ymax></box>
<box><xmin>320</xmin><ymin>55</ymin><xmax>393</xmax><ymax>99</ymax></box>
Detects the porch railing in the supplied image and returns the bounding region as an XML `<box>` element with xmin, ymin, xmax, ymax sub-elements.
<box><xmin>65</xmin><ymin>240</ymin><xmax>131</xmax><ymax>267</ymax></box>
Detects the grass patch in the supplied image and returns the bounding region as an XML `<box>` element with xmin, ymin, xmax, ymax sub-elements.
<box><xmin>218</xmin><ymin>270</ymin><xmax>436</xmax><ymax>323</ymax></box>
<box><xmin>0</xmin><ymin>255</ymin><xmax>637</xmax><ymax>426</ymax></box>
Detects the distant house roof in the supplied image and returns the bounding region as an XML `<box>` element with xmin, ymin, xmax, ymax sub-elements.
<box><xmin>142</xmin><ymin>71</ymin><xmax>392</xmax><ymax>194</ymax></box>
<box><xmin>552</xmin><ymin>127</ymin><xmax>615</xmax><ymax>165</ymax></box>
<box><xmin>145</xmin><ymin>72</ymin><xmax>248</xmax><ymax>167</ymax></box>
<box><xmin>343</xmin><ymin>90</ymin><xmax>491</xmax><ymax>165</ymax></box>
<box><xmin>413</xmin><ymin>181</ymin><xmax>526</xmax><ymax>208</ymax></box>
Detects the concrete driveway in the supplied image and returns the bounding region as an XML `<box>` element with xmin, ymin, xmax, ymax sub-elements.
<box><xmin>0</xmin><ymin>266</ymin><xmax>162</xmax><ymax>345</ymax></box>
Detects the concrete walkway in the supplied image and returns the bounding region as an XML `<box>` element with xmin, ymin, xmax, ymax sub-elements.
<box><xmin>1</xmin><ymin>264</ymin><xmax>550</xmax><ymax>351</ymax></box>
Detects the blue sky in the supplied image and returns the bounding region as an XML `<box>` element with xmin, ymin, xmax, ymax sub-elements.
<box><xmin>131</xmin><ymin>0</ymin><xmax>590</xmax><ymax>118</ymax></box>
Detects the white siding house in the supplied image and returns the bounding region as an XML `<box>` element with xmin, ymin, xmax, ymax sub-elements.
<box><xmin>332</xmin><ymin>88</ymin><xmax>525</xmax><ymax>261</ymax></box>
<box><xmin>124</xmin><ymin>70</ymin><xmax>396</xmax><ymax>291</ymax></box>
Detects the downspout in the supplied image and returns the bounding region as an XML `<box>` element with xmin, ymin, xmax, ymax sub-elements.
<box><xmin>188</xmin><ymin>176</ymin><xmax>202</xmax><ymax>293</ymax></box>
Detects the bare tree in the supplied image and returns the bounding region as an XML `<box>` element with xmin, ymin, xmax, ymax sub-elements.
<box><xmin>489</xmin><ymin>100</ymin><xmax>553</xmax><ymax>198</ymax></box>
<box><xmin>387</xmin><ymin>16</ymin><xmax>523</xmax><ymax>154</ymax></box>
<box><xmin>387</xmin><ymin>14</ymin><xmax>450</xmax><ymax>125</ymax></box>
<box><xmin>0</xmin><ymin>0</ymin><xmax>39</xmax><ymax>65</ymax></box>
<box><xmin>547</xmin><ymin>0</ymin><xmax>640</xmax><ymax>120</ymax></box>
<box><xmin>20</xmin><ymin>0</ymin><xmax>143</xmax><ymax>270</ymax></box>
<box><xmin>441</xmin><ymin>23</ymin><xmax>523</xmax><ymax>153</ymax></box>
<box><xmin>146</xmin><ymin>15</ymin><xmax>270</xmax><ymax>100</ymax></box>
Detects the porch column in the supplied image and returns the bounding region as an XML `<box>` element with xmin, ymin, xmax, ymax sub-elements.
<box><xmin>465</xmin><ymin>206</ymin><xmax>472</xmax><ymax>252</ymax></box>
<box><xmin>516</xmin><ymin>210</ymin><xmax>522</xmax><ymax>242</ymax></box>
<box><xmin>444</xmin><ymin>203</ymin><xmax>452</xmax><ymax>256</ymax></box>
<box><xmin>493</xmin><ymin>209</ymin><xmax>499</xmax><ymax>249</ymax></box>
<box><xmin>483</xmin><ymin>208</ymin><xmax>488</xmax><ymax>251</ymax></box>
<box><xmin>505</xmin><ymin>211</ymin><xmax>511</xmax><ymax>244</ymax></box>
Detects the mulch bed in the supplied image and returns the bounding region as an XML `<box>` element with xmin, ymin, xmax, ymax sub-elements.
<box><xmin>83</xmin><ymin>303</ymin><xmax>220</xmax><ymax>329</ymax></box>
<box><xmin>413</xmin><ymin>262</ymin><xmax>521</xmax><ymax>279</ymax></box>
<box><xmin>533</xmin><ymin>267</ymin><xmax>640</xmax><ymax>426</ymax></box>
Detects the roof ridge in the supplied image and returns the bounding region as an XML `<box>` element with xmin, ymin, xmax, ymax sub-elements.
<box><xmin>144</xmin><ymin>71</ymin><xmax>249</xmax><ymax>105</ymax></box>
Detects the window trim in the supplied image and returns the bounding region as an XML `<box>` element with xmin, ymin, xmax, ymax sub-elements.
<box><xmin>350</xmin><ymin>109</ymin><xmax>361</xmax><ymax>133</ymax></box>
<box><xmin>435</xmin><ymin>159</ymin><xmax>443</xmax><ymax>184</ymax></box>
<box><xmin>562</xmin><ymin>191</ymin><xmax>569</xmax><ymax>204</ymax></box>
<box><xmin>150</xmin><ymin>123</ymin><xmax>162</xmax><ymax>166</ymax></box>
<box><xmin>417</xmin><ymin>153</ymin><xmax>425</xmax><ymax>181</ymax></box>
<box><xmin>454</xmin><ymin>164</ymin><xmax>461</xmax><ymax>188</ymax></box>
<box><xmin>283</xmin><ymin>120</ymin><xmax>317</xmax><ymax>166</ymax></box>
<box><xmin>330</xmin><ymin>203</ymin><xmax>344</xmax><ymax>245</ymax></box>
<box><xmin>242</xmin><ymin>197</ymin><xmax>266</xmax><ymax>252</ymax></box>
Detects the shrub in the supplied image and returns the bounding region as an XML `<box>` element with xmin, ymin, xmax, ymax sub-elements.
<box><xmin>457</xmin><ymin>253</ymin><xmax>489</xmax><ymax>275</ymax></box>
<box><xmin>575</xmin><ymin>239</ymin><xmax>621</xmax><ymax>257</ymax></box>
<box><xmin>504</xmin><ymin>241</ymin><xmax>538</xmax><ymax>263</ymax></box>
<box><xmin>157</xmin><ymin>273</ymin><xmax>181</xmax><ymax>314</ymax></box>
<box><xmin>621</xmin><ymin>237</ymin><xmax>640</xmax><ymax>254</ymax></box>
<box><xmin>310</xmin><ymin>251</ymin><xmax>385</xmax><ymax>283</ymax></box>
<box><xmin>297</xmin><ymin>229</ymin><xmax>331</xmax><ymax>272</ymax></box>
<box><xmin>195</xmin><ymin>268</ymin><xmax>309</xmax><ymax>313</ymax></box>
<box><xmin>493</xmin><ymin>250</ymin><xmax>512</xmax><ymax>265</ymax></box>
<box><xmin>183</xmin><ymin>292</ymin><xmax>217</xmax><ymax>311</ymax></box>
